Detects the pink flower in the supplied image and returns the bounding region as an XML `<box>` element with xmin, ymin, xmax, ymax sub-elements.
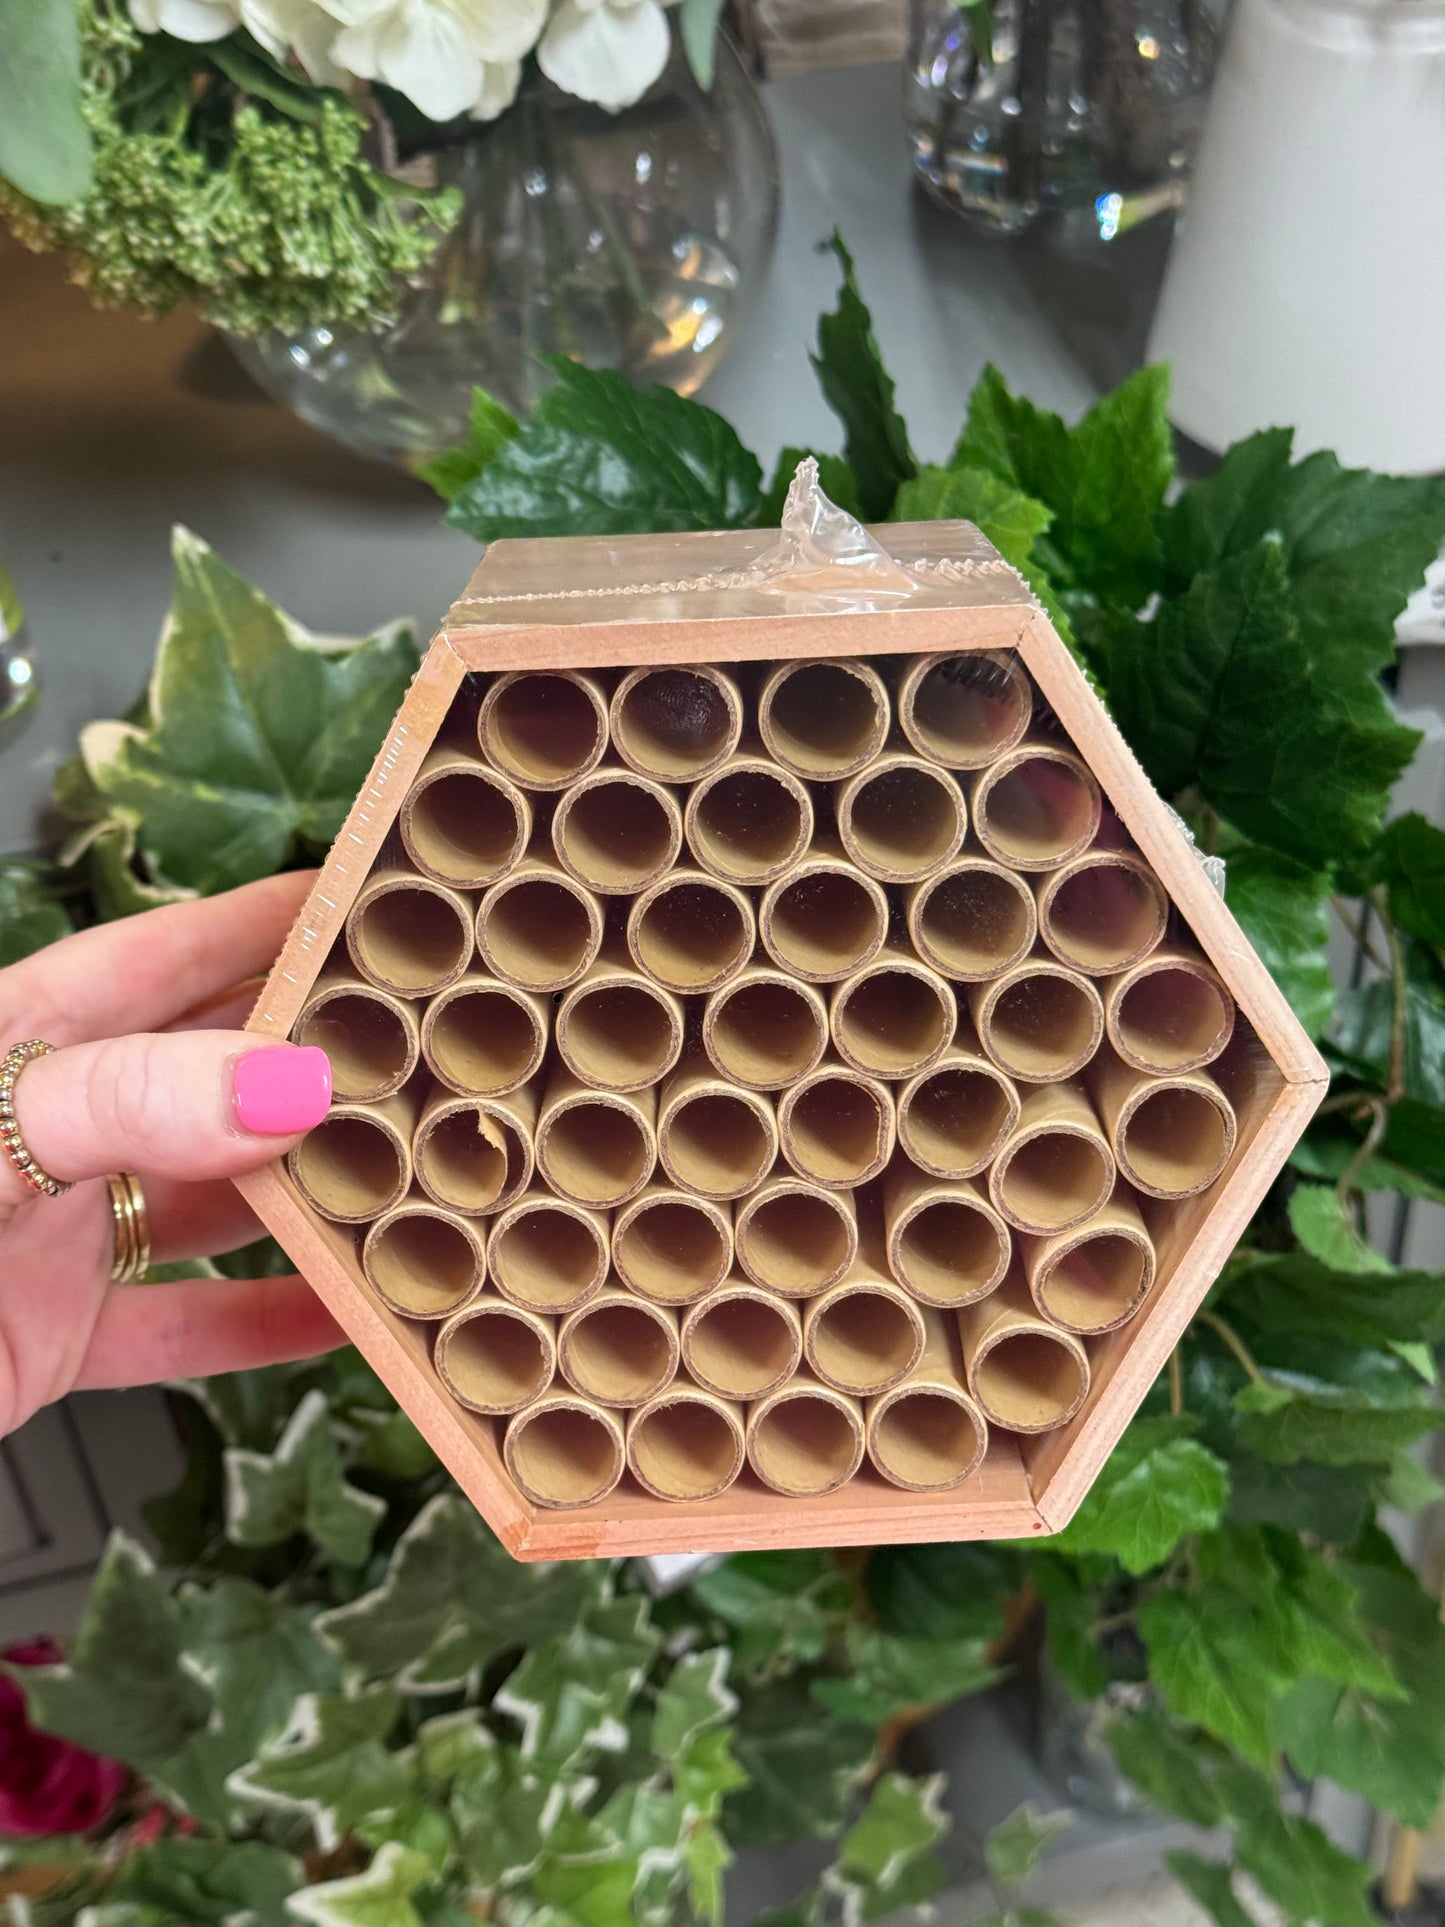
<box><xmin>0</xmin><ymin>1641</ymin><xmax>127</xmax><ymax>1838</ymax></box>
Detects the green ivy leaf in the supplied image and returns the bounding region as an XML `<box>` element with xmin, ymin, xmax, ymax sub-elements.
<box><xmin>810</xmin><ymin>1625</ymin><xmax>997</xmax><ymax>1725</ymax></box>
<box><xmin>725</xmin><ymin>1675</ymin><xmax>874</xmax><ymax>1847</ymax></box>
<box><xmin>1235</xmin><ymin>1378</ymin><xmax>1444</xmax><ymax>1467</ymax></box>
<box><xmin>1216</xmin><ymin>1761</ymin><xmax>1376</xmax><ymax>1927</ymax></box>
<box><xmin>830</xmin><ymin>1773</ymin><xmax>950</xmax><ymax>1922</ymax></box>
<box><xmin>1137</xmin><ymin>1557</ymin><xmax>1290</xmax><ymax>1765</ymax></box>
<box><xmin>864</xmin><ymin>1542</ymin><xmax>1017</xmax><ymax>1644</ymax></box>
<box><xmin>0</xmin><ymin>860</ymin><xmax>72</xmax><ymax>965</ymax></box>
<box><xmin>1031</xmin><ymin>1557</ymin><xmax>1108</xmax><ymax>1700</ymax></box>
<box><xmin>1108</xmin><ymin>1709</ymin><xmax>1223</xmax><ymax>1828</ymax></box>
<box><xmin>286</xmin><ymin>1842</ymin><xmax>431</xmax><ymax>1927</ymax></box>
<box><xmin>228</xmin><ymin>1686</ymin><xmax>411</xmax><ymax>1849</ymax></box>
<box><xmin>760</xmin><ymin>448</ymin><xmax>862</xmax><ymax>523</ymax></box>
<box><xmin>1224</xmin><ymin>1452</ymin><xmax>1375</xmax><ymax>1545</ymax></box>
<box><xmin>224</xmin><ymin>1388</ymin><xmax>384</xmax><ymax>1567</ymax></box>
<box><xmin>1373</xmin><ymin>812</ymin><xmax>1445</xmax><ymax>947</ymax></box>
<box><xmin>1050</xmin><ymin>1416</ymin><xmax>1229</xmax><ymax>1574</ymax></box>
<box><xmin>416</xmin><ymin>387</ymin><xmax>520</xmax><ymax>502</ymax></box>
<box><xmin>674</xmin><ymin>1725</ymin><xmax>748</xmax><ymax>1817</ymax></box>
<box><xmin>1292</xmin><ymin>1122</ymin><xmax>1445</xmax><ymax>1207</ymax></box>
<box><xmin>651</xmin><ymin>1649</ymin><xmax>736</xmax><ymax>1761</ymax></box>
<box><xmin>60</xmin><ymin>814</ymin><xmax>196</xmax><ymax>922</ymax></box>
<box><xmin>891</xmin><ymin>465</ymin><xmax>1052</xmax><ymax>570</ymax></box>
<box><xmin>0</xmin><ymin>0</ymin><xmax>93</xmax><ymax>204</ymax></box>
<box><xmin>690</xmin><ymin>1550</ymin><xmax>852</xmax><ymax>1677</ymax></box>
<box><xmin>1162</xmin><ymin>1853</ymin><xmax>1257</xmax><ymax>1927</ymax></box>
<box><xmin>1223</xmin><ymin>847</ymin><xmax>1336</xmax><ymax>1038</ymax></box>
<box><xmin>494</xmin><ymin>1596</ymin><xmax>661</xmax><ymax>1773</ymax></box>
<box><xmin>983</xmin><ymin>1803</ymin><xmax>1070</xmax><ymax>1886</ymax></box>
<box><xmin>1331</xmin><ymin>947</ymin><xmax>1445</xmax><ymax>1110</ymax></box>
<box><xmin>809</xmin><ymin>234</ymin><xmax>916</xmax><ymax>520</ymax></box>
<box><xmin>110</xmin><ymin>1837</ymin><xmax>301</xmax><ymax>1927</ymax></box>
<box><xmin>1286</xmin><ymin>1187</ymin><xmax>1395</xmax><ymax>1276</ymax></box>
<box><xmin>448</xmin><ymin>1745</ymin><xmax>563</xmax><ymax>1893</ymax></box>
<box><xmin>178</xmin><ymin>1575</ymin><xmax>340</xmax><ymax>1776</ymax></box>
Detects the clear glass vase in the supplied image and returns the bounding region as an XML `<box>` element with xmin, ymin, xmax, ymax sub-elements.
<box><xmin>905</xmin><ymin>0</ymin><xmax>1219</xmax><ymax>245</ymax></box>
<box><xmin>232</xmin><ymin>35</ymin><xmax>780</xmax><ymax>467</ymax></box>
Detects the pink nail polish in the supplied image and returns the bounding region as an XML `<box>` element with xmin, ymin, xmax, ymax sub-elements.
<box><xmin>234</xmin><ymin>1046</ymin><xmax>332</xmax><ymax>1136</ymax></box>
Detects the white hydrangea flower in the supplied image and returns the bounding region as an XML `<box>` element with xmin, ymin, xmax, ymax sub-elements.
<box><xmin>128</xmin><ymin>0</ymin><xmax>239</xmax><ymax>41</ymax></box>
<box><xmin>239</xmin><ymin>0</ymin><xmax>348</xmax><ymax>81</ymax></box>
<box><xmin>330</xmin><ymin>0</ymin><xmax>545</xmax><ymax>122</ymax></box>
<box><xmin>537</xmin><ymin>0</ymin><xmax>670</xmax><ymax>112</ymax></box>
<box><xmin>471</xmin><ymin>56</ymin><xmax>523</xmax><ymax>120</ymax></box>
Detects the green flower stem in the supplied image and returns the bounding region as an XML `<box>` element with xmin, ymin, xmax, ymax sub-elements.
<box><xmin>1196</xmin><ymin>1309</ymin><xmax>1268</xmax><ymax>1388</ymax></box>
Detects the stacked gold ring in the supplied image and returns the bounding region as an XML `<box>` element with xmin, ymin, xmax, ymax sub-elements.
<box><xmin>107</xmin><ymin>1172</ymin><xmax>151</xmax><ymax>1283</ymax></box>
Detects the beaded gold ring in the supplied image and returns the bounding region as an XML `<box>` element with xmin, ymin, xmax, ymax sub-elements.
<box><xmin>0</xmin><ymin>1039</ymin><xmax>71</xmax><ymax>1199</ymax></box>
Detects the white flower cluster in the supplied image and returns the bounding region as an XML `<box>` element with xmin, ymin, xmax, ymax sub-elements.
<box><xmin>129</xmin><ymin>0</ymin><xmax>674</xmax><ymax>119</ymax></box>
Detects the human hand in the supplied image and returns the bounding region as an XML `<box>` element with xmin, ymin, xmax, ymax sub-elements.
<box><xmin>0</xmin><ymin>873</ymin><xmax>345</xmax><ymax>1439</ymax></box>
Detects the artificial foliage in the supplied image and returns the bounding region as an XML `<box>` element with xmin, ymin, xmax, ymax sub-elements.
<box><xmin>5</xmin><ymin>244</ymin><xmax>1445</xmax><ymax>1926</ymax></box>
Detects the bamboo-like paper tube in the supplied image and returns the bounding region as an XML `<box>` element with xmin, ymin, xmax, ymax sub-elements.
<box><xmin>551</xmin><ymin>766</ymin><xmax>683</xmax><ymax>896</ymax></box>
<box><xmin>907</xmin><ymin>859</ymin><xmax>1037</xmax><ymax>982</ymax></box>
<box><xmin>399</xmin><ymin>746</ymin><xmax>531</xmax><ymax>888</ymax></box>
<box><xmin>897</xmin><ymin>650</ymin><xmax>1033</xmax><ymax>770</ymax></box>
<box><xmin>612</xmin><ymin>1187</ymin><xmax>733</xmax><ymax>1305</ymax></box>
<box><xmin>971</xmin><ymin>744</ymin><xmax>1102</xmax><ymax>870</ymax></box>
<box><xmin>866</xmin><ymin>1309</ymin><xmax>988</xmax><ymax>1491</ymax></box>
<box><xmin>970</xmin><ymin>961</ymin><xmax>1104</xmax><ymax>1083</ymax></box>
<box><xmin>897</xmin><ymin>1048</ymin><xmax>1021</xmax><ymax>1180</ymax></box>
<box><xmin>476</xmin><ymin>853</ymin><xmax>605</xmax><ymax>993</ymax></box>
<box><xmin>1091</xmin><ymin>1053</ymin><xmax>1237</xmax><ymax>1200</ymax></box>
<box><xmin>703</xmin><ymin>968</ymin><xmax>829</xmax><ymax>1092</ymax></box>
<box><xmin>362</xmin><ymin>1200</ymin><xmax>487</xmax><ymax>1320</ymax></box>
<box><xmin>555</xmin><ymin>953</ymin><xmax>685</xmax><ymax>1093</ymax></box>
<box><xmin>627</xmin><ymin>869</ymin><xmax>755</xmax><ymax>994</ymax></box>
<box><xmin>610</xmin><ymin>664</ymin><xmax>744</xmax><ymax>783</ymax></box>
<box><xmin>884</xmin><ymin>1162</ymin><xmax>1012</xmax><ymax>1307</ymax></box>
<box><xmin>536</xmin><ymin>1070</ymin><xmax>657</xmax><ymax>1209</ymax></box>
<box><xmin>657</xmin><ymin>1054</ymin><xmax>778</xmax><ymax>1201</ymax></box>
<box><xmin>1021</xmin><ymin>1192</ymin><xmax>1156</xmax><ymax>1335</ymax></box>
<box><xmin>627</xmin><ymin>1388</ymin><xmax>745</xmax><ymax>1502</ymax></box>
<box><xmin>346</xmin><ymin>868</ymin><xmax>473</xmax><ymax>998</ymax></box>
<box><xmin>830</xmin><ymin>948</ymin><xmax>956</xmax><ymax>1080</ymax></box>
<box><xmin>759</xmin><ymin>845</ymin><xmax>888</xmax><ymax>983</ymax></box>
<box><xmin>987</xmin><ymin>1080</ymin><xmax>1116</xmax><ymax>1235</ymax></box>
<box><xmin>414</xmin><ymin>1084</ymin><xmax>537</xmax><ymax>1217</ymax></box>
<box><xmin>685</xmin><ymin>756</ymin><xmax>813</xmax><ymax>885</ymax></box>
<box><xmin>681</xmin><ymin>1281</ymin><xmax>803</xmax><ymax>1401</ymax></box>
<box><xmin>421</xmin><ymin>975</ymin><xmax>548</xmax><ymax>1097</ymax></box>
<box><xmin>558</xmin><ymin>1288</ymin><xmax>679</xmax><ymax>1408</ymax></box>
<box><xmin>436</xmin><ymin>1295</ymin><xmax>556</xmax><ymax>1415</ymax></box>
<box><xmin>757</xmin><ymin>658</ymin><xmax>890</xmax><ymax>779</ymax></box>
<box><xmin>1104</xmin><ymin>947</ymin><xmax>1237</xmax><ymax>1074</ymax></box>
<box><xmin>477</xmin><ymin>669</ymin><xmax>608</xmax><ymax>791</ymax></box>
<box><xmin>747</xmin><ymin>1376</ymin><xmax>865</xmax><ymax>1498</ymax></box>
<box><xmin>1036</xmin><ymin>851</ymin><xmax>1168</xmax><ymax>977</ymax></box>
<box><xmin>735</xmin><ymin>1176</ymin><xmax>858</xmax><ymax>1298</ymax></box>
<box><xmin>957</xmin><ymin>1273</ymin><xmax>1090</xmax><ymax>1434</ymax></box>
<box><xmin>504</xmin><ymin>1395</ymin><xmax>626</xmax><ymax>1508</ymax></box>
<box><xmin>295</xmin><ymin>970</ymin><xmax>419</xmax><ymax>1102</ymax></box>
<box><xmin>777</xmin><ymin>1063</ymin><xmax>895</xmax><ymax>1189</ymax></box>
<box><xmin>289</xmin><ymin>1092</ymin><xmax>414</xmax><ymax>1223</ymax></box>
<box><xmin>836</xmin><ymin>754</ymin><xmax>967</xmax><ymax>884</ymax></box>
<box><xmin>804</xmin><ymin>1274</ymin><xmax>925</xmax><ymax>1398</ymax></box>
<box><xmin>487</xmin><ymin>1190</ymin><xmax>610</xmax><ymax>1314</ymax></box>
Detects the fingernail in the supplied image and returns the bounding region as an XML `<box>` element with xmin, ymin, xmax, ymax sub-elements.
<box><xmin>234</xmin><ymin>1046</ymin><xmax>332</xmax><ymax>1136</ymax></box>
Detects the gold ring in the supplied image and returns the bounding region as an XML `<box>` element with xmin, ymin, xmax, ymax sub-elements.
<box><xmin>0</xmin><ymin>1039</ymin><xmax>71</xmax><ymax>1198</ymax></box>
<box><xmin>107</xmin><ymin>1173</ymin><xmax>151</xmax><ymax>1283</ymax></box>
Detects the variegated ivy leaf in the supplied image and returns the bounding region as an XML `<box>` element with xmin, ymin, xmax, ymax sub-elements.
<box><xmin>177</xmin><ymin>1576</ymin><xmax>340</xmax><ymax>1764</ymax></box>
<box><xmin>826</xmin><ymin>1772</ymin><xmax>951</xmax><ymax>1926</ymax></box>
<box><xmin>107</xmin><ymin>1836</ymin><xmax>302</xmax><ymax>1927</ymax></box>
<box><xmin>228</xmin><ymin>1686</ymin><xmax>412</xmax><ymax>1852</ymax></box>
<box><xmin>285</xmin><ymin>1842</ymin><xmax>431</xmax><ymax>1927</ymax></box>
<box><xmin>983</xmin><ymin>1803</ymin><xmax>1072</xmax><ymax>1886</ymax></box>
<box><xmin>651</xmin><ymin>1648</ymin><xmax>737</xmax><ymax>1762</ymax></box>
<box><xmin>494</xmin><ymin>1596</ymin><xmax>661</xmax><ymax>1773</ymax></box>
<box><xmin>59</xmin><ymin>813</ymin><xmax>195</xmax><ymax>923</ymax></box>
<box><xmin>449</xmin><ymin>1747</ymin><xmax>569</xmax><ymax>1894</ymax></box>
<box><xmin>224</xmin><ymin>1388</ymin><xmax>385</xmax><ymax>1568</ymax></box>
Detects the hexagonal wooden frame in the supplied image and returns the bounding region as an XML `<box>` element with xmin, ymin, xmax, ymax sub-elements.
<box><xmin>234</xmin><ymin>520</ymin><xmax>1327</xmax><ymax>1561</ymax></box>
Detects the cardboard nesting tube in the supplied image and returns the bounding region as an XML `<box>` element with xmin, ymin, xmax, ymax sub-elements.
<box><xmin>290</xmin><ymin>1092</ymin><xmax>413</xmax><ymax>1224</ymax></box>
<box><xmin>1105</xmin><ymin>947</ymin><xmax>1237</xmax><ymax>1074</ymax></box>
<box><xmin>804</xmin><ymin>1276</ymin><xmax>926</xmax><ymax>1398</ymax></box>
<box><xmin>971</xmin><ymin>744</ymin><xmax>1102</xmax><ymax>870</ymax></box>
<box><xmin>558</xmin><ymin>1288</ymin><xmax>679</xmax><ymax>1408</ymax></box>
<box><xmin>477</xmin><ymin>669</ymin><xmax>608</xmax><ymax>791</ymax></box>
<box><xmin>747</xmin><ymin>1376</ymin><xmax>865</xmax><ymax>1498</ymax></box>
<box><xmin>414</xmin><ymin>1085</ymin><xmax>536</xmax><ymax>1217</ymax></box>
<box><xmin>613</xmin><ymin>1187</ymin><xmax>733</xmax><ymax>1306</ymax></box>
<box><xmin>759</xmin><ymin>845</ymin><xmax>889</xmax><ymax>983</ymax></box>
<box><xmin>551</xmin><ymin>766</ymin><xmax>683</xmax><ymax>896</ymax></box>
<box><xmin>657</xmin><ymin>1055</ymin><xmax>777</xmax><ymax>1201</ymax></box>
<box><xmin>477</xmin><ymin>853</ymin><xmax>605</xmax><ymax>993</ymax></box>
<box><xmin>346</xmin><ymin>868</ymin><xmax>473</xmax><ymax>998</ymax></box>
<box><xmin>898</xmin><ymin>649</ymin><xmax>1033</xmax><ymax>771</ymax></box>
<box><xmin>830</xmin><ymin>948</ymin><xmax>956</xmax><ymax>1080</ymax></box>
<box><xmin>897</xmin><ymin>1048</ymin><xmax>1021</xmax><ymax>1181</ymax></box>
<box><xmin>627</xmin><ymin>1388</ymin><xmax>746</xmax><ymax>1502</ymax></box>
<box><xmin>504</xmin><ymin>1395</ymin><xmax>626</xmax><ymax>1508</ymax></box>
<box><xmin>536</xmin><ymin>1070</ymin><xmax>657</xmax><ymax>1209</ymax></box>
<box><xmin>866</xmin><ymin>1310</ymin><xmax>989</xmax><ymax>1491</ymax></box>
<box><xmin>296</xmin><ymin>970</ymin><xmax>419</xmax><ymax>1102</ymax></box>
<box><xmin>610</xmin><ymin>664</ymin><xmax>744</xmax><ymax>783</ymax></box>
<box><xmin>1021</xmin><ymin>1192</ymin><xmax>1156</xmax><ymax>1335</ymax></box>
<box><xmin>957</xmin><ymin>1274</ymin><xmax>1090</xmax><ymax>1434</ymax></box>
<box><xmin>487</xmin><ymin>1190</ymin><xmax>610</xmax><ymax>1314</ymax></box>
<box><xmin>436</xmin><ymin>1295</ymin><xmax>555</xmax><ymax>1415</ymax></box>
<box><xmin>1092</xmin><ymin>1053</ymin><xmax>1237</xmax><ymax>1200</ymax></box>
<box><xmin>681</xmin><ymin>1281</ymin><xmax>802</xmax><ymax>1401</ymax></box>
<box><xmin>421</xmin><ymin>975</ymin><xmax>547</xmax><ymax>1097</ymax></box>
<box><xmin>399</xmin><ymin>747</ymin><xmax>531</xmax><ymax>888</ymax></box>
<box><xmin>987</xmin><ymin>1080</ymin><xmax>1116</xmax><ymax>1234</ymax></box>
<box><xmin>907</xmin><ymin>859</ymin><xmax>1038</xmax><ymax>983</ymax></box>
<box><xmin>685</xmin><ymin>756</ymin><xmax>813</xmax><ymax>885</ymax></box>
<box><xmin>735</xmin><ymin>1176</ymin><xmax>858</xmax><ymax>1298</ymax></box>
<box><xmin>884</xmin><ymin>1162</ymin><xmax>1012</xmax><ymax>1308</ymax></box>
<box><xmin>555</xmin><ymin>956</ymin><xmax>684</xmax><ymax>1093</ymax></box>
<box><xmin>627</xmin><ymin>869</ymin><xmax>755</xmax><ymax>994</ymax></box>
<box><xmin>970</xmin><ymin>961</ymin><xmax>1104</xmax><ymax>1083</ymax></box>
<box><xmin>757</xmin><ymin>658</ymin><xmax>890</xmax><ymax>779</ymax></box>
<box><xmin>1036</xmin><ymin>851</ymin><xmax>1168</xmax><ymax>977</ymax></box>
<box><xmin>836</xmin><ymin>754</ymin><xmax>967</xmax><ymax>884</ymax></box>
<box><xmin>703</xmin><ymin>968</ymin><xmax>829</xmax><ymax>1092</ymax></box>
<box><xmin>362</xmin><ymin>1200</ymin><xmax>487</xmax><ymax>1320</ymax></box>
<box><xmin>777</xmin><ymin>1063</ymin><xmax>895</xmax><ymax>1189</ymax></box>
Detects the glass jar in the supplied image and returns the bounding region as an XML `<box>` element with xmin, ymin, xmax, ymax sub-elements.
<box><xmin>0</xmin><ymin>563</ymin><xmax>36</xmax><ymax>749</ymax></box>
<box><xmin>232</xmin><ymin>34</ymin><xmax>780</xmax><ymax>468</ymax></box>
<box><xmin>904</xmin><ymin>0</ymin><xmax>1219</xmax><ymax>245</ymax></box>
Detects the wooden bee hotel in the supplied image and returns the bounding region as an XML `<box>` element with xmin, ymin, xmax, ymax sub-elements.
<box><xmin>236</xmin><ymin>476</ymin><xmax>1327</xmax><ymax>1561</ymax></box>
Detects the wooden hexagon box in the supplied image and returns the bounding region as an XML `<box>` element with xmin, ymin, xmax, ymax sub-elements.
<box><xmin>235</xmin><ymin>520</ymin><xmax>1326</xmax><ymax>1561</ymax></box>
